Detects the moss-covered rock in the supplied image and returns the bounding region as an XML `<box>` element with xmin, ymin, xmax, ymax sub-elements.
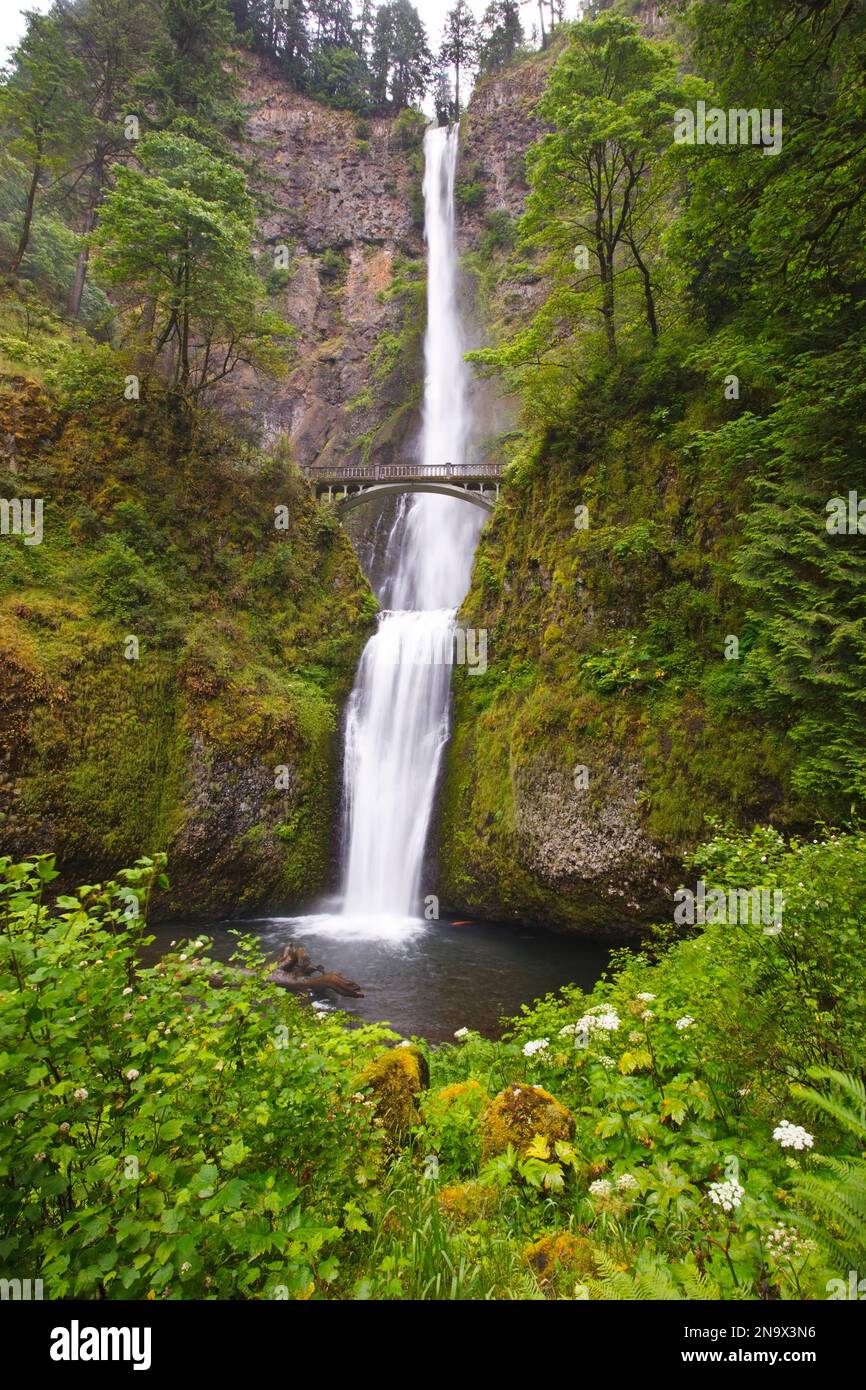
<box><xmin>524</xmin><ymin>1231</ymin><xmax>595</xmax><ymax>1289</ymax></box>
<box><xmin>360</xmin><ymin>1045</ymin><xmax>429</xmax><ymax>1142</ymax></box>
<box><xmin>480</xmin><ymin>1083</ymin><xmax>574</xmax><ymax>1162</ymax></box>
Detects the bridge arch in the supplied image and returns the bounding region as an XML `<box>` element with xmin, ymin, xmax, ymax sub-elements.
<box><xmin>302</xmin><ymin>463</ymin><xmax>504</xmax><ymax>521</ymax></box>
<box><xmin>333</xmin><ymin>481</ymin><xmax>496</xmax><ymax>517</ymax></box>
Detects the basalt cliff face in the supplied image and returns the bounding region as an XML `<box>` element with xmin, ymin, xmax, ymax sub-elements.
<box><xmin>229</xmin><ymin>54</ymin><xmax>427</xmax><ymax>473</ymax></box>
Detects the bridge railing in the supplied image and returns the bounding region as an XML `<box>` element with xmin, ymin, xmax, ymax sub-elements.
<box><xmin>302</xmin><ymin>462</ymin><xmax>504</xmax><ymax>484</ymax></box>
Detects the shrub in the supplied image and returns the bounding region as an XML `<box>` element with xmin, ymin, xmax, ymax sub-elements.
<box><xmin>0</xmin><ymin>855</ymin><xmax>395</xmax><ymax>1299</ymax></box>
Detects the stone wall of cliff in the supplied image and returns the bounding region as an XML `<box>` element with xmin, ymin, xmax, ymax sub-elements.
<box><xmin>229</xmin><ymin>54</ymin><xmax>427</xmax><ymax>475</ymax></box>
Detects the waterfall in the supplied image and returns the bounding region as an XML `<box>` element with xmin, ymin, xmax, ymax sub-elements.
<box><xmin>340</xmin><ymin>125</ymin><xmax>484</xmax><ymax>924</ymax></box>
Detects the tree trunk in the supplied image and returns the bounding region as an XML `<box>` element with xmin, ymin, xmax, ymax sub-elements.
<box><xmin>268</xmin><ymin>968</ymin><xmax>364</xmax><ymax>999</ymax></box>
<box><xmin>267</xmin><ymin>943</ymin><xmax>363</xmax><ymax>998</ymax></box>
<box><xmin>68</xmin><ymin>162</ymin><xmax>105</xmax><ymax>319</ymax></box>
<box><xmin>67</xmin><ymin>206</ymin><xmax>96</xmax><ymax>318</ymax></box>
<box><xmin>9</xmin><ymin>152</ymin><xmax>43</xmax><ymax>275</ymax></box>
<box><xmin>628</xmin><ymin>236</ymin><xmax>659</xmax><ymax>341</ymax></box>
<box><xmin>600</xmin><ymin>254</ymin><xmax>616</xmax><ymax>360</ymax></box>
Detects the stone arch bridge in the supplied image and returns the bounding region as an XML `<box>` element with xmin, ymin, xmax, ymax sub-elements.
<box><xmin>302</xmin><ymin>462</ymin><xmax>503</xmax><ymax>517</ymax></box>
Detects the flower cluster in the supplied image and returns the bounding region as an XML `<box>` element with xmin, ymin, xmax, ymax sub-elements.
<box><xmin>675</xmin><ymin>1016</ymin><xmax>695</xmax><ymax>1031</ymax></box>
<box><xmin>772</xmin><ymin>1120</ymin><xmax>814</xmax><ymax>1151</ymax></box>
<box><xmin>561</xmin><ymin>1007</ymin><xmax>621</xmax><ymax>1039</ymax></box>
<box><xmin>616</xmin><ymin>1173</ymin><xmax>639</xmax><ymax>1192</ymax></box>
<box><xmin>707</xmin><ymin>1178</ymin><xmax>745</xmax><ymax>1212</ymax></box>
<box><xmin>589</xmin><ymin>1178</ymin><xmax>612</xmax><ymax>1198</ymax></box>
<box><xmin>522</xmin><ymin>1038</ymin><xmax>550</xmax><ymax>1058</ymax></box>
<box><xmin>765</xmin><ymin>1224</ymin><xmax>812</xmax><ymax>1260</ymax></box>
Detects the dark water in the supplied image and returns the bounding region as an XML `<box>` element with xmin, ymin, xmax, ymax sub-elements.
<box><xmin>146</xmin><ymin>907</ymin><xmax>613</xmax><ymax>1044</ymax></box>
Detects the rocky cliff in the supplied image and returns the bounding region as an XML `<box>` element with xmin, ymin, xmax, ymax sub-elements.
<box><xmin>229</xmin><ymin>54</ymin><xmax>428</xmax><ymax>473</ymax></box>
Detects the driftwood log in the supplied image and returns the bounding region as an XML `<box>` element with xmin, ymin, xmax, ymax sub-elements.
<box><xmin>266</xmin><ymin>943</ymin><xmax>364</xmax><ymax>999</ymax></box>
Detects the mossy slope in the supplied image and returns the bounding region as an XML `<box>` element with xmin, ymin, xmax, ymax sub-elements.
<box><xmin>0</xmin><ymin>291</ymin><xmax>373</xmax><ymax>917</ymax></box>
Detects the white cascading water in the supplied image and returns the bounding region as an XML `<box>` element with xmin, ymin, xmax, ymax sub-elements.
<box><xmin>340</xmin><ymin>125</ymin><xmax>484</xmax><ymax>925</ymax></box>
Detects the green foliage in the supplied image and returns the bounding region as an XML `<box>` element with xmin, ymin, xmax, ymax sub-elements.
<box><xmin>789</xmin><ymin>1070</ymin><xmax>866</xmax><ymax>1274</ymax></box>
<box><xmin>0</xmin><ymin>855</ymin><xmax>396</xmax><ymax>1299</ymax></box>
<box><xmin>455</xmin><ymin>180</ymin><xmax>485</xmax><ymax>210</ymax></box>
<box><xmin>451</xmin><ymin>0</ymin><xmax>866</xmax><ymax>899</ymax></box>
<box><xmin>4</xmin><ymin>828</ymin><xmax>862</xmax><ymax>1299</ymax></box>
<box><xmin>92</xmin><ymin>131</ymin><xmax>293</xmax><ymax>400</ymax></box>
<box><xmin>392</xmin><ymin>105</ymin><xmax>429</xmax><ymax>151</ymax></box>
<box><xmin>319</xmin><ymin>248</ymin><xmax>349</xmax><ymax>282</ymax></box>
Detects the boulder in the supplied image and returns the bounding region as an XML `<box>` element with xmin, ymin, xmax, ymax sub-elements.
<box><xmin>360</xmin><ymin>1045</ymin><xmax>428</xmax><ymax>1142</ymax></box>
<box><xmin>480</xmin><ymin>1083</ymin><xmax>574</xmax><ymax>1162</ymax></box>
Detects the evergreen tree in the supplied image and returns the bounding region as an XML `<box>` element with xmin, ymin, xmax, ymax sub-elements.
<box><xmin>58</xmin><ymin>0</ymin><xmax>160</xmax><ymax>317</ymax></box>
<box><xmin>371</xmin><ymin>0</ymin><xmax>431</xmax><ymax>112</ymax></box>
<box><xmin>0</xmin><ymin>9</ymin><xmax>86</xmax><ymax>275</ymax></box>
<box><xmin>439</xmin><ymin>0</ymin><xmax>479</xmax><ymax>119</ymax></box>
<box><xmin>478</xmin><ymin>0</ymin><xmax>524</xmax><ymax>73</ymax></box>
<box><xmin>355</xmin><ymin>0</ymin><xmax>377</xmax><ymax>56</ymax></box>
<box><xmin>138</xmin><ymin>0</ymin><xmax>238</xmax><ymax>131</ymax></box>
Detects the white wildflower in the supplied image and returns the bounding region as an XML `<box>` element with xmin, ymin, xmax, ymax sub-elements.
<box><xmin>574</xmin><ymin>1010</ymin><xmax>620</xmax><ymax>1035</ymax></box>
<box><xmin>772</xmin><ymin>1120</ymin><xmax>814</xmax><ymax>1151</ymax></box>
<box><xmin>636</xmin><ymin>993</ymin><xmax>656</xmax><ymax>1002</ymax></box>
<box><xmin>522</xmin><ymin>1038</ymin><xmax>550</xmax><ymax>1057</ymax></box>
<box><xmin>73</xmin><ymin>1087</ymin><xmax>88</xmax><ymax>1102</ymax></box>
<box><xmin>675</xmin><ymin>1016</ymin><xmax>694</xmax><ymax>1031</ymax></box>
<box><xmin>589</xmin><ymin>1178</ymin><xmax>613</xmax><ymax>1198</ymax></box>
<box><xmin>707</xmin><ymin>1178</ymin><xmax>744</xmax><ymax>1213</ymax></box>
<box><xmin>616</xmin><ymin>1173</ymin><xmax>639</xmax><ymax>1192</ymax></box>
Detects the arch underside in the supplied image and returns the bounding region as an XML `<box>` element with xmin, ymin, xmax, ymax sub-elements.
<box><xmin>329</xmin><ymin>482</ymin><xmax>496</xmax><ymax>517</ymax></box>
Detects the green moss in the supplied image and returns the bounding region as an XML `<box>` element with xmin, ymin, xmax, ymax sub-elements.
<box><xmin>480</xmin><ymin>1084</ymin><xmax>574</xmax><ymax>1162</ymax></box>
<box><xmin>360</xmin><ymin>1046</ymin><xmax>429</xmax><ymax>1143</ymax></box>
<box><xmin>0</xmin><ymin>287</ymin><xmax>373</xmax><ymax>913</ymax></box>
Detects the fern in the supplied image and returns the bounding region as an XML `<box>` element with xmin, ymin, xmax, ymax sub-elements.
<box><xmin>789</xmin><ymin>1070</ymin><xmax>866</xmax><ymax>1270</ymax></box>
